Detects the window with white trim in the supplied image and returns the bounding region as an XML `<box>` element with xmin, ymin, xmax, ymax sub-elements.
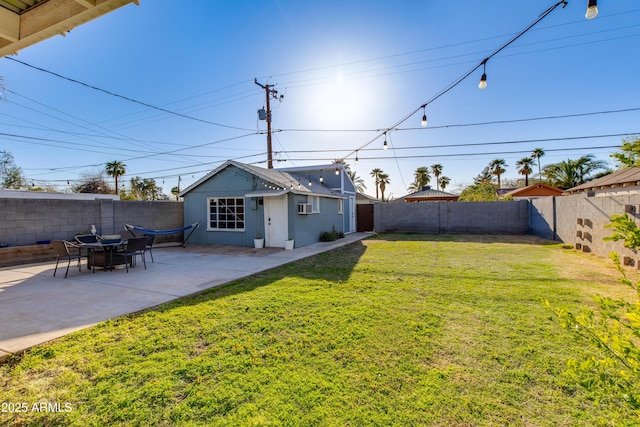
<box><xmin>309</xmin><ymin>195</ymin><xmax>320</xmax><ymax>213</ymax></box>
<box><xmin>208</xmin><ymin>197</ymin><xmax>245</xmax><ymax>231</ymax></box>
<box><xmin>338</xmin><ymin>199</ymin><xmax>343</xmax><ymax>214</ymax></box>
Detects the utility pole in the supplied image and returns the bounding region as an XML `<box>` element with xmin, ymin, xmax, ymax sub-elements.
<box><xmin>255</xmin><ymin>79</ymin><xmax>283</xmax><ymax>169</ymax></box>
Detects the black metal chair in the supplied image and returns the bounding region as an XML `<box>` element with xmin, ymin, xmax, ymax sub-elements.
<box><xmin>144</xmin><ymin>234</ymin><xmax>155</xmax><ymax>263</ymax></box>
<box><xmin>52</xmin><ymin>240</ymin><xmax>84</xmax><ymax>278</ymax></box>
<box><xmin>118</xmin><ymin>237</ymin><xmax>148</xmax><ymax>273</ymax></box>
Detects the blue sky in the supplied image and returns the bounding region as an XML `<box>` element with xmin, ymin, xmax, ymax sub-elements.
<box><xmin>1</xmin><ymin>0</ymin><xmax>639</xmax><ymax>198</ymax></box>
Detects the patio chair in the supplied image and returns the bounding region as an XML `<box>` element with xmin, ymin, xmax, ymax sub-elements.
<box><xmin>144</xmin><ymin>234</ymin><xmax>156</xmax><ymax>263</ymax></box>
<box><xmin>118</xmin><ymin>237</ymin><xmax>148</xmax><ymax>273</ymax></box>
<box><xmin>52</xmin><ymin>240</ymin><xmax>84</xmax><ymax>278</ymax></box>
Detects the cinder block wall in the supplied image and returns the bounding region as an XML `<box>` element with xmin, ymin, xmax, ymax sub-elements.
<box><xmin>374</xmin><ymin>201</ymin><xmax>529</xmax><ymax>234</ymax></box>
<box><xmin>0</xmin><ymin>198</ymin><xmax>183</xmax><ymax>246</ymax></box>
<box><xmin>531</xmin><ymin>194</ymin><xmax>640</xmax><ymax>262</ymax></box>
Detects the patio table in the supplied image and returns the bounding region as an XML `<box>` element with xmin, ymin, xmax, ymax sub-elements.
<box><xmin>81</xmin><ymin>241</ymin><xmax>127</xmax><ymax>272</ymax></box>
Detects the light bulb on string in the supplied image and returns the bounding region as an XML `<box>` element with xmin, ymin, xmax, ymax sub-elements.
<box><xmin>383</xmin><ymin>133</ymin><xmax>388</xmax><ymax>150</ymax></box>
<box><xmin>308</xmin><ymin>179</ymin><xmax>312</xmax><ymax>187</ymax></box>
<box><xmin>421</xmin><ymin>107</ymin><xmax>428</xmax><ymax>127</ymax></box>
<box><xmin>355</xmin><ymin>152</ymin><xmax>359</xmax><ymax>165</ymax></box>
<box><xmin>335</xmin><ymin>166</ymin><xmax>339</xmax><ymax>175</ymax></box>
<box><xmin>479</xmin><ymin>60</ymin><xmax>487</xmax><ymax>89</ymax></box>
<box><xmin>320</xmin><ymin>174</ymin><xmax>324</xmax><ymax>183</ymax></box>
<box><xmin>586</xmin><ymin>0</ymin><xmax>598</xmax><ymax>19</ymax></box>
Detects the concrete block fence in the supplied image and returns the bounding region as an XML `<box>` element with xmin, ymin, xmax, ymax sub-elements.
<box><xmin>530</xmin><ymin>193</ymin><xmax>640</xmax><ymax>263</ymax></box>
<box><xmin>0</xmin><ymin>198</ymin><xmax>183</xmax><ymax>247</ymax></box>
<box><xmin>374</xmin><ymin>200</ymin><xmax>530</xmax><ymax>235</ymax></box>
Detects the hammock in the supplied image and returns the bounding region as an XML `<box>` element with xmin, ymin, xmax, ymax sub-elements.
<box><xmin>124</xmin><ymin>221</ymin><xmax>200</xmax><ymax>247</ymax></box>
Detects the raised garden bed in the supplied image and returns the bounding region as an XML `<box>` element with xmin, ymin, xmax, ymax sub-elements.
<box><xmin>0</xmin><ymin>244</ymin><xmax>55</xmax><ymax>267</ymax></box>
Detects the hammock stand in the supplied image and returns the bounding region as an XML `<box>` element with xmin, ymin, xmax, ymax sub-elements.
<box><xmin>124</xmin><ymin>221</ymin><xmax>201</xmax><ymax>248</ymax></box>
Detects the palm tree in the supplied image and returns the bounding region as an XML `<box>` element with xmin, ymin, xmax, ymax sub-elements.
<box><xmin>408</xmin><ymin>166</ymin><xmax>430</xmax><ymax>192</ymax></box>
<box><xmin>370</xmin><ymin>168</ymin><xmax>383</xmax><ymax>199</ymax></box>
<box><xmin>489</xmin><ymin>159</ymin><xmax>507</xmax><ymax>188</ymax></box>
<box><xmin>531</xmin><ymin>148</ymin><xmax>545</xmax><ymax>182</ymax></box>
<box><xmin>431</xmin><ymin>164</ymin><xmax>443</xmax><ymax>190</ymax></box>
<box><xmin>378</xmin><ymin>173</ymin><xmax>390</xmax><ymax>201</ymax></box>
<box><xmin>543</xmin><ymin>155</ymin><xmax>606</xmax><ymax>189</ymax></box>
<box><xmin>347</xmin><ymin>169</ymin><xmax>367</xmax><ymax>193</ymax></box>
<box><xmin>516</xmin><ymin>157</ymin><xmax>534</xmax><ymax>186</ymax></box>
<box><xmin>105</xmin><ymin>160</ymin><xmax>126</xmax><ymax>195</ymax></box>
<box><xmin>438</xmin><ymin>176</ymin><xmax>451</xmax><ymax>191</ymax></box>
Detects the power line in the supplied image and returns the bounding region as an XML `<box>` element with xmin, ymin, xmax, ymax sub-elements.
<box><xmin>4</xmin><ymin>57</ymin><xmax>256</xmax><ymax>132</ymax></box>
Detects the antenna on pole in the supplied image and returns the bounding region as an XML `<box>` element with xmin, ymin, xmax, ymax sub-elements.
<box><xmin>255</xmin><ymin>78</ymin><xmax>284</xmax><ymax>169</ymax></box>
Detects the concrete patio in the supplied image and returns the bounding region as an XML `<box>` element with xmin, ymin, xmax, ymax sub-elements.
<box><xmin>0</xmin><ymin>233</ymin><xmax>370</xmax><ymax>362</ymax></box>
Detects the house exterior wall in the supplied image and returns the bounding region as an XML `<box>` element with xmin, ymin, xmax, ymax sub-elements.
<box><xmin>182</xmin><ymin>166</ymin><xmax>265</xmax><ymax>247</ymax></box>
<box><xmin>290</xmin><ymin>193</ymin><xmax>344</xmax><ymax>247</ymax></box>
<box><xmin>0</xmin><ymin>198</ymin><xmax>182</xmax><ymax>246</ymax></box>
<box><xmin>182</xmin><ymin>164</ymin><xmax>347</xmax><ymax>248</ymax></box>
<box><xmin>374</xmin><ymin>201</ymin><xmax>529</xmax><ymax>234</ymax></box>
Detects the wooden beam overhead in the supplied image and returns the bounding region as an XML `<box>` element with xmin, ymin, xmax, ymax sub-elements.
<box><xmin>0</xmin><ymin>0</ymin><xmax>137</xmax><ymax>57</ymax></box>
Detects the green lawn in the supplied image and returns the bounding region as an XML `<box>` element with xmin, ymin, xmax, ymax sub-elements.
<box><xmin>1</xmin><ymin>234</ymin><xmax>637</xmax><ymax>426</ymax></box>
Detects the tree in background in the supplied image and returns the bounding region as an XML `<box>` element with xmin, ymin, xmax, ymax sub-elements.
<box><xmin>347</xmin><ymin>169</ymin><xmax>367</xmax><ymax>194</ymax></box>
<box><xmin>474</xmin><ymin>166</ymin><xmax>493</xmax><ymax>185</ymax></box>
<box><xmin>0</xmin><ymin>151</ymin><xmax>26</xmax><ymax>189</ymax></box>
<box><xmin>408</xmin><ymin>166</ymin><xmax>430</xmax><ymax>192</ymax></box>
<box><xmin>370</xmin><ymin>168</ymin><xmax>383</xmax><ymax>199</ymax></box>
<box><xmin>458</xmin><ymin>183</ymin><xmax>497</xmax><ymax>201</ymax></box>
<box><xmin>543</xmin><ymin>155</ymin><xmax>607</xmax><ymax>189</ymax></box>
<box><xmin>531</xmin><ymin>148</ymin><xmax>545</xmax><ymax>182</ymax></box>
<box><xmin>431</xmin><ymin>164</ymin><xmax>443</xmax><ymax>190</ymax></box>
<box><xmin>438</xmin><ymin>176</ymin><xmax>451</xmax><ymax>191</ymax></box>
<box><xmin>489</xmin><ymin>159</ymin><xmax>508</xmax><ymax>188</ymax></box>
<box><xmin>105</xmin><ymin>160</ymin><xmax>126</xmax><ymax>195</ymax></box>
<box><xmin>171</xmin><ymin>186</ymin><xmax>180</xmax><ymax>201</ymax></box>
<box><xmin>516</xmin><ymin>157</ymin><xmax>534</xmax><ymax>186</ymax></box>
<box><xmin>610</xmin><ymin>136</ymin><xmax>640</xmax><ymax>168</ymax></box>
<box><xmin>378</xmin><ymin>173</ymin><xmax>390</xmax><ymax>201</ymax></box>
<box><xmin>72</xmin><ymin>170</ymin><xmax>112</xmax><ymax>194</ymax></box>
<box><xmin>129</xmin><ymin>176</ymin><xmax>162</xmax><ymax>200</ymax></box>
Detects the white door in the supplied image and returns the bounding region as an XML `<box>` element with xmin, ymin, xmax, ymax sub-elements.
<box><xmin>264</xmin><ymin>196</ymin><xmax>288</xmax><ymax>247</ymax></box>
<box><xmin>349</xmin><ymin>196</ymin><xmax>356</xmax><ymax>233</ymax></box>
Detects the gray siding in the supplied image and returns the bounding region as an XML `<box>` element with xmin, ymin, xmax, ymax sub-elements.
<box><xmin>290</xmin><ymin>194</ymin><xmax>344</xmax><ymax>247</ymax></box>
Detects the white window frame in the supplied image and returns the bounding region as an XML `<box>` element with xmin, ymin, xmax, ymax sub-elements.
<box><xmin>338</xmin><ymin>199</ymin><xmax>343</xmax><ymax>215</ymax></box>
<box><xmin>308</xmin><ymin>195</ymin><xmax>320</xmax><ymax>213</ymax></box>
<box><xmin>207</xmin><ymin>197</ymin><xmax>245</xmax><ymax>231</ymax></box>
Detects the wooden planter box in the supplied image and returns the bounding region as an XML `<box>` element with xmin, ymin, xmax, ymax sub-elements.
<box><xmin>0</xmin><ymin>244</ymin><xmax>55</xmax><ymax>267</ymax></box>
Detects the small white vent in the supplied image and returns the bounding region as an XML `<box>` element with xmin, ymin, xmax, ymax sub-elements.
<box><xmin>297</xmin><ymin>203</ymin><xmax>313</xmax><ymax>214</ymax></box>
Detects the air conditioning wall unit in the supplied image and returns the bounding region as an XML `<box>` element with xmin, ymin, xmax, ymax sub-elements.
<box><xmin>297</xmin><ymin>203</ymin><xmax>313</xmax><ymax>214</ymax></box>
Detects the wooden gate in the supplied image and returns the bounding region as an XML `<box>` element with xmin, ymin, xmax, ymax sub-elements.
<box><xmin>357</xmin><ymin>204</ymin><xmax>374</xmax><ymax>232</ymax></box>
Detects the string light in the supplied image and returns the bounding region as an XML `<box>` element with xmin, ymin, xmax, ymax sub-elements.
<box><xmin>383</xmin><ymin>133</ymin><xmax>388</xmax><ymax>150</ymax></box>
<box><xmin>308</xmin><ymin>179</ymin><xmax>312</xmax><ymax>186</ymax></box>
<box><xmin>355</xmin><ymin>151</ymin><xmax>359</xmax><ymax>165</ymax></box>
<box><xmin>586</xmin><ymin>0</ymin><xmax>598</xmax><ymax>19</ymax></box>
<box><xmin>421</xmin><ymin>107</ymin><xmax>428</xmax><ymax>127</ymax></box>
<box><xmin>319</xmin><ymin>174</ymin><xmax>324</xmax><ymax>183</ymax></box>
<box><xmin>479</xmin><ymin>61</ymin><xmax>487</xmax><ymax>90</ymax></box>
<box><xmin>335</xmin><ymin>166</ymin><xmax>339</xmax><ymax>175</ymax></box>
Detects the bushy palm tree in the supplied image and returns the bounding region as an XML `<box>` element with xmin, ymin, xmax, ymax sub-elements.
<box><xmin>105</xmin><ymin>160</ymin><xmax>126</xmax><ymax>195</ymax></box>
<box><xmin>378</xmin><ymin>173</ymin><xmax>390</xmax><ymax>201</ymax></box>
<box><xmin>438</xmin><ymin>176</ymin><xmax>451</xmax><ymax>191</ymax></box>
<box><xmin>531</xmin><ymin>148</ymin><xmax>545</xmax><ymax>182</ymax></box>
<box><xmin>516</xmin><ymin>157</ymin><xmax>534</xmax><ymax>186</ymax></box>
<box><xmin>489</xmin><ymin>159</ymin><xmax>507</xmax><ymax>188</ymax></box>
<box><xmin>543</xmin><ymin>155</ymin><xmax>606</xmax><ymax>189</ymax></box>
<box><xmin>408</xmin><ymin>166</ymin><xmax>430</xmax><ymax>192</ymax></box>
<box><xmin>347</xmin><ymin>169</ymin><xmax>367</xmax><ymax>194</ymax></box>
<box><xmin>370</xmin><ymin>168</ymin><xmax>383</xmax><ymax>199</ymax></box>
<box><xmin>431</xmin><ymin>164</ymin><xmax>443</xmax><ymax>190</ymax></box>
